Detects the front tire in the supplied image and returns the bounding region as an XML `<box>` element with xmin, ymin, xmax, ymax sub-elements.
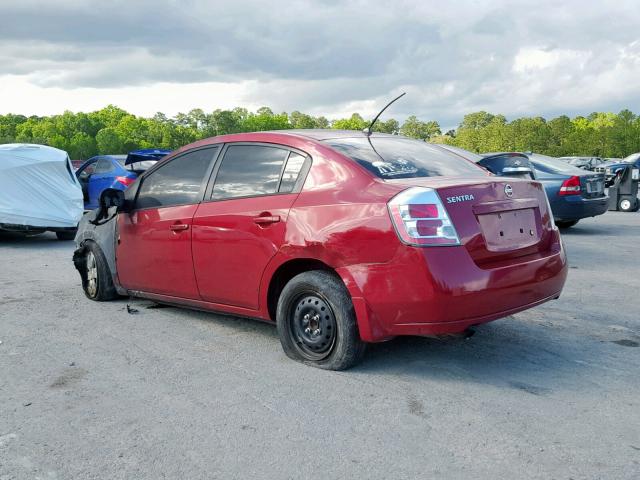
<box><xmin>276</xmin><ymin>271</ymin><xmax>366</xmax><ymax>370</ymax></box>
<box><xmin>81</xmin><ymin>242</ymin><xmax>118</xmax><ymax>301</ymax></box>
<box><xmin>556</xmin><ymin>220</ymin><xmax>578</xmax><ymax>229</ymax></box>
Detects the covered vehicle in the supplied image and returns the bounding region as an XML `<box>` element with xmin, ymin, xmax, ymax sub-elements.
<box><xmin>489</xmin><ymin>152</ymin><xmax>608</xmax><ymax>228</ymax></box>
<box><xmin>73</xmin><ymin>130</ymin><xmax>567</xmax><ymax>370</ymax></box>
<box><xmin>76</xmin><ymin>149</ymin><xmax>170</xmax><ymax>209</ymax></box>
<box><xmin>0</xmin><ymin>144</ymin><xmax>83</xmax><ymax>240</ymax></box>
<box><xmin>437</xmin><ymin>145</ymin><xmax>536</xmax><ymax>179</ymax></box>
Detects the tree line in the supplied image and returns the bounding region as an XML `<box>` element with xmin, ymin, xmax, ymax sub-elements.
<box><xmin>0</xmin><ymin>105</ymin><xmax>638</xmax><ymax>160</ymax></box>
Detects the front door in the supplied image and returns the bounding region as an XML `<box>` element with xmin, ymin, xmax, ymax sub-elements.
<box><xmin>116</xmin><ymin>147</ymin><xmax>219</xmax><ymax>298</ymax></box>
<box><xmin>192</xmin><ymin>144</ymin><xmax>309</xmax><ymax>309</ymax></box>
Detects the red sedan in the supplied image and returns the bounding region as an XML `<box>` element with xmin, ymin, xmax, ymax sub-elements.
<box><xmin>74</xmin><ymin>130</ymin><xmax>568</xmax><ymax>370</ymax></box>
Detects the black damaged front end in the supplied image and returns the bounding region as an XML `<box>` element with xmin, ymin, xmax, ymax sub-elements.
<box><xmin>73</xmin><ymin>208</ymin><xmax>126</xmax><ymax>295</ymax></box>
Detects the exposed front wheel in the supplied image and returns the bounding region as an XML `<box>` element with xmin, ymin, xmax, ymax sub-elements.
<box><xmin>276</xmin><ymin>271</ymin><xmax>366</xmax><ymax>370</ymax></box>
<box><xmin>80</xmin><ymin>242</ymin><xmax>118</xmax><ymax>301</ymax></box>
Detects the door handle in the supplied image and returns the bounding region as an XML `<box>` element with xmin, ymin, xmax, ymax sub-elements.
<box><xmin>253</xmin><ymin>215</ymin><xmax>280</xmax><ymax>225</ymax></box>
<box><xmin>170</xmin><ymin>223</ymin><xmax>189</xmax><ymax>231</ymax></box>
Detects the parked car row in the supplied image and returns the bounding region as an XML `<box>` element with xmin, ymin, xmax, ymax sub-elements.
<box><xmin>594</xmin><ymin>153</ymin><xmax>640</xmax><ymax>186</ymax></box>
<box><xmin>558</xmin><ymin>156</ymin><xmax>606</xmax><ymax>171</ymax></box>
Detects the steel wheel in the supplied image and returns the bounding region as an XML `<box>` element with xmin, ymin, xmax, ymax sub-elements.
<box><xmin>85</xmin><ymin>251</ymin><xmax>98</xmax><ymax>298</ymax></box>
<box><xmin>620</xmin><ymin>199</ymin><xmax>631</xmax><ymax>211</ymax></box>
<box><xmin>289</xmin><ymin>293</ymin><xmax>337</xmax><ymax>361</ymax></box>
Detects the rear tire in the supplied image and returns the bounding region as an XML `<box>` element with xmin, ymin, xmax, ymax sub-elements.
<box><xmin>56</xmin><ymin>230</ymin><xmax>76</xmax><ymax>241</ymax></box>
<box><xmin>81</xmin><ymin>242</ymin><xmax>118</xmax><ymax>301</ymax></box>
<box><xmin>276</xmin><ymin>270</ymin><xmax>366</xmax><ymax>370</ymax></box>
<box><xmin>556</xmin><ymin>220</ymin><xmax>578</xmax><ymax>229</ymax></box>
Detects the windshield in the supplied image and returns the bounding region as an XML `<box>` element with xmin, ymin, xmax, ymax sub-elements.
<box><xmin>325</xmin><ymin>136</ymin><xmax>486</xmax><ymax>179</ymax></box>
<box><xmin>529</xmin><ymin>153</ymin><xmax>586</xmax><ymax>174</ymax></box>
<box><xmin>623</xmin><ymin>153</ymin><xmax>640</xmax><ymax>163</ymax></box>
<box><xmin>566</xmin><ymin>158</ymin><xmax>588</xmax><ymax>165</ymax></box>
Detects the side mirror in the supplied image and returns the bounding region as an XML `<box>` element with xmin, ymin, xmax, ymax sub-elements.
<box><xmin>91</xmin><ymin>188</ymin><xmax>130</xmax><ymax>225</ymax></box>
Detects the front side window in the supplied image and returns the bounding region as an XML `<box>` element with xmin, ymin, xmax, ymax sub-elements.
<box><xmin>326</xmin><ymin>137</ymin><xmax>486</xmax><ymax>179</ymax></box>
<box><xmin>211</xmin><ymin>145</ymin><xmax>290</xmax><ymax>200</ymax></box>
<box><xmin>77</xmin><ymin>161</ymin><xmax>96</xmax><ymax>179</ymax></box>
<box><xmin>136</xmin><ymin>147</ymin><xmax>218</xmax><ymax>209</ymax></box>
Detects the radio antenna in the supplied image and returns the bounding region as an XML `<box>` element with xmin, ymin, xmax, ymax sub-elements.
<box><xmin>363</xmin><ymin>92</ymin><xmax>406</xmax><ymax>136</ymax></box>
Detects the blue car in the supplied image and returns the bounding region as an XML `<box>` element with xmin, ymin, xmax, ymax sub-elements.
<box><xmin>519</xmin><ymin>153</ymin><xmax>609</xmax><ymax>228</ymax></box>
<box><xmin>76</xmin><ymin>149</ymin><xmax>170</xmax><ymax>209</ymax></box>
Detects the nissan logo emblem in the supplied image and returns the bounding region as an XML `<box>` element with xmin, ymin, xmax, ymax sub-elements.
<box><xmin>504</xmin><ymin>184</ymin><xmax>513</xmax><ymax>197</ymax></box>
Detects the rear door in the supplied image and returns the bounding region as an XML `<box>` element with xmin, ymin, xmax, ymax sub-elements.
<box><xmin>192</xmin><ymin>143</ymin><xmax>309</xmax><ymax>309</ymax></box>
<box><xmin>116</xmin><ymin>147</ymin><xmax>219</xmax><ymax>298</ymax></box>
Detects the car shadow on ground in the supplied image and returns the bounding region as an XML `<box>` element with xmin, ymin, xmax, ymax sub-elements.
<box><xmin>0</xmin><ymin>232</ymin><xmax>74</xmax><ymax>249</ymax></box>
<box><xmin>128</xmin><ymin>296</ymin><xmax>602</xmax><ymax>394</ymax></box>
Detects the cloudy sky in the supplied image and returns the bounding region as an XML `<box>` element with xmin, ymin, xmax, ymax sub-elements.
<box><xmin>1</xmin><ymin>0</ymin><xmax>639</xmax><ymax>126</ymax></box>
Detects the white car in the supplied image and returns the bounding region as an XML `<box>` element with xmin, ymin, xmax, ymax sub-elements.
<box><xmin>0</xmin><ymin>144</ymin><xmax>84</xmax><ymax>240</ymax></box>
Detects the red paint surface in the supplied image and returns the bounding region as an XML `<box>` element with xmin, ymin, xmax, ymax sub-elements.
<box><xmin>115</xmin><ymin>132</ymin><xmax>568</xmax><ymax>342</ymax></box>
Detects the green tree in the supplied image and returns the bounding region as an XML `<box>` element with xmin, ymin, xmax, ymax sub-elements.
<box><xmin>400</xmin><ymin>116</ymin><xmax>440</xmax><ymax>140</ymax></box>
<box><xmin>331</xmin><ymin>113</ymin><xmax>367</xmax><ymax>131</ymax></box>
<box><xmin>96</xmin><ymin>127</ymin><xmax>124</xmax><ymax>154</ymax></box>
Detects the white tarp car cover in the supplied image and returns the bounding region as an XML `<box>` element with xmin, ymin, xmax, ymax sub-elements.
<box><xmin>0</xmin><ymin>144</ymin><xmax>84</xmax><ymax>228</ymax></box>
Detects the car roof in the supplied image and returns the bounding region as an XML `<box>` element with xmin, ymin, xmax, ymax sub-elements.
<box><xmin>264</xmin><ymin>129</ymin><xmax>399</xmax><ymax>141</ymax></box>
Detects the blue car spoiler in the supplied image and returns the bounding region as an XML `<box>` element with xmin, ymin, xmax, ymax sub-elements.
<box><xmin>124</xmin><ymin>149</ymin><xmax>171</xmax><ymax>165</ymax></box>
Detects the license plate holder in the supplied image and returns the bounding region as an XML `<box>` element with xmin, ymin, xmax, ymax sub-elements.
<box><xmin>478</xmin><ymin>208</ymin><xmax>540</xmax><ymax>252</ymax></box>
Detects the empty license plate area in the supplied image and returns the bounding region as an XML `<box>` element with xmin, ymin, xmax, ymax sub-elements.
<box><xmin>478</xmin><ymin>208</ymin><xmax>540</xmax><ymax>252</ymax></box>
<box><xmin>586</xmin><ymin>180</ymin><xmax>603</xmax><ymax>194</ymax></box>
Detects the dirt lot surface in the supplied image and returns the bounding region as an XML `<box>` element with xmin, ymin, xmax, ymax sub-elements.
<box><xmin>1</xmin><ymin>213</ymin><xmax>639</xmax><ymax>479</ymax></box>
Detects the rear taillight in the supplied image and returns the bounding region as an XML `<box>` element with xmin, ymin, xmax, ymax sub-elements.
<box><xmin>115</xmin><ymin>176</ymin><xmax>135</xmax><ymax>188</ymax></box>
<box><xmin>559</xmin><ymin>176</ymin><xmax>581</xmax><ymax>195</ymax></box>
<box><xmin>388</xmin><ymin>187</ymin><xmax>460</xmax><ymax>246</ymax></box>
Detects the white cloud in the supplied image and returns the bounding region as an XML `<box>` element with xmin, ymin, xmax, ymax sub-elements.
<box><xmin>0</xmin><ymin>0</ymin><xmax>639</xmax><ymax>125</ymax></box>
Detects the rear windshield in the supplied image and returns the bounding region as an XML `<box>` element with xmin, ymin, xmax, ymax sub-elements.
<box><xmin>325</xmin><ymin>137</ymin><xmax>486</xmax><ymax>179</ymax></box>
<box><xmin>529</xmin><ymin>153</ymin><xmax>586</xmax><ymax>174</ymax></box>
<box><xmin>438</xmin><ymin>144</ymin><xmax>483</xmax><ymax>162</ymax></box>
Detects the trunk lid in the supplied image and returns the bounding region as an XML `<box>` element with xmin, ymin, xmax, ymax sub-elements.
<box><xmin>387</xmin><ymin>176</ymin><xmax>555</xmax><ymax>266</ymax></box>
<box><xmin>578</xmin><ymin>172</ymin><xmax>606</xmax><ymax>198</ymax></box>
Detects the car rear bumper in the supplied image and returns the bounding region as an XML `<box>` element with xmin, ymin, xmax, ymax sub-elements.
<box><xmin>551</xmin><ymin>195</ymin><xmax>609</xmax><ymax>221</ymax></box>
<box><xmin>338</xmin><ymin>233</ymin><xmax>568</xmax><ymax>342</ymax></box>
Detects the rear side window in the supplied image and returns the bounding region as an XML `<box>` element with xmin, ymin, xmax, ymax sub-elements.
<box><xmin>211</xmin><ymin>145</ymin><xmax>290</xmax><ymax>200</ymax></box>
<box><xmin>94</xmin><ymin>158</ymin><xmax>115</xmax><ymax>173</ymax></box>
<box><xmin>279</xmin><ymin>152</ymin><xmax>307</xmax><ymax>193</ymax></box>
<box><xmin>136</xmin><ymin>147</ymin><xmax>218</xmax><ymax>209</ymax></box>
<box><xmin>326</xmin><ymin>137</ymin><xmax>485</xmax><ymax>179</ymax></box>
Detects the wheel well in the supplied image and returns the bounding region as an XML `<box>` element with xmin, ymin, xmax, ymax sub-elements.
<box><xmin>266</xmin><ymin>258</ymin><xmax>337</xmax><ymax>321</ymax></box>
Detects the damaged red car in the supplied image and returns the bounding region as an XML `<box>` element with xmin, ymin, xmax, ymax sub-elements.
<box><xmin>73</xmin><ymin>130</ymin><xmax>568</xmax><ymax>370</ymax></box>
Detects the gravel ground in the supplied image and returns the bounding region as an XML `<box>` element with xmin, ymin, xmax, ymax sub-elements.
<box><xmin>1</xmin><ymin>212</ymin><xmax>639</xmax><ymax>479</ymax></box>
